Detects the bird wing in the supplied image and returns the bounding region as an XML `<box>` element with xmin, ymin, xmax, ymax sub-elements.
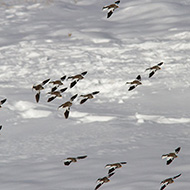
<box><xmin>80</xmin><ymin>98</ymin><xmax>88</xmax><ymax>104</ymax></box>
<box><xmin>60</xmin><ymin>75</ymin><xmax>66</xmax><ymax>81</ymax></box>
<box><xmin>70</xmin><ymin>94</ymin><xmax>78</xmax><ymax>101</ymax></box>
<box><xmin>47</xmin><ymin>96</ymin><xmax>56</xmax><ymax>102</ymax></box>
<box><xmin>107</xmin><ymin>10</ymin><xmax>114</xmax><ymax>18</ymax></box>
<box><xmin>149</xmin><ymin>70</ymin><xmax>155</xmax><ymax>78</ymax></box>
<box><xmin>60</xmin><ymin>87</ymin><xmax>68</xmax><ymax>93</ymax></box>
<box><xmin>81</xmin><ymin>71</ymin><xmax>87</xmax><ymax>76</ymax></box>
<box><xmin>95</xmin><ymin>183</ymin><xmax>103</xmax><ymax>190</ymax></box>
<box><xmin>166</xmin><ymin>157</ymin><xmax>174</xmax><ymax>165</ymax></box>
<box><xmin>175</xmin><ymin>147</ymin><xmax>181</xmax><ymax>154</ymax></box>
<box><xmin>173</xmin><ymin>173</ymin><xmax>181</xmax><ymax>179</ymax></box>
<box><xmin>77</xmin><ymin>155</ymin><xmax>87</xmax><ymax>160</ymax></box>
<box><xmin>42</xmin><ymin>78</ymin><xmax>50</xmax><ymax>85</ymax></box>
<box><xmin>64</xmin><ymin>160</ymin><xmax>72</xmax><ymax>166</ymax></box>
<box><xmin>92</xmin><ymin>91</ymin><xmax>100</xmax><ymax>95</ymax></box>
<box><xmin>128</xmin><ymin>85</ymin><xmax>136</xmax><ymax>91</ymax></box>
<box><xmin>64</xmin><ymin>109</ymin><xmax>70</xmax><ymax>119</ymax></box>
<box><xmin>136</xmin><ymin>75</ymin><xmax>141</xmax><ymax>81</ymax></box>
<box><xmin>35</xmin><ymin>92</ymin><xmax>40</xmax><ymax>103</ymax></box>
<box><xmin>158</xmin><ymin>62</ymin><xmax>164</xmax><ymax>66</ymax></box>
<box><xmin>160</xmin><ymin>184</ymin><xmax>167</xmax><ymax>190</ymax></box>
<box><xmin>70</xmin><ymin>80</ymin><xmax>77</xmax><ymax>88</ymax></box>
<box><xmin>0</xmin><ymin>98</ymin><xmax>7</xmax><ymax>105</ymax></box>
<box><xmin>115</xmin><ymin>0</ymin><xmax>120</xmax><ymax>4</ymax></box>
<box><xmin>108</xmin><ymin>167</ymin><xmax>116</xmax><ymax>174</ymax></box>
<box><xmin>120</xmin><ymin>161</ymin><xmax>127</xmax><ymax>165</ymax></box>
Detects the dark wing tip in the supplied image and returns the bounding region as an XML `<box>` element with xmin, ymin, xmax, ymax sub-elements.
<box><xmin>51</xmin><ymin>86</ymin><xmax>57</xmax><ymax>92</ymax></box>
<box><xmin>175</xmin><ymin>147</ymin><xmax>181</xmax><ymax>154</ymax></box>
<box><xmin>108</xmin><ymin>168</ymin><xmax>115</xmax><ymax>174</ymax></box>
<box><xmin>70</xmin><ymin>80</ymin><xmax>77</xmax><ymax>88</ymax></box>
<box><xmin>166</xmin><ymin>159</ymin><xmax>173</xmax><ymax>165</ymax></box>
<box><xmin>80</xmin><ymin>98</ymin><xmax>88</xmax><ymax>104</ymax></box>
<box><xmin>61</xmin><ymin>75</ymin><xmax>66</xmax><ymax>81</ymax></box>
<box><xmin>77</xmin><ymin>155</ymin><xmax>87</xmax><ymax>159</ymax></box>
<box><xmin>35</xmin><ymin>92</ymin><xmax>40</xmax><ymax>103</ymax></box>
<box><xmin>64</xmin><ymin>109</ymin><xmax>70</xmax><ymax>119</ymax></box>
<box><xmin>70</xmin><ymin>94</ymin><xmax>78</xmax><ymax>101</ymax></box>
<box><xmin>47</xmin><ymin>96</ymin><xmax>56</xmax><ymax>102</ymax></box>
<box><xmin>0</xmin><ymin>125</ymin><xmax>2</xmax><ymax>130</ymax></box>
<box><xmin>128</xmin><ymin>85</ymin><xmax>136</xmax><ymax>91</ymax></box>
<box><xmin>115</xmin><ymin>0</ymin><xmax>120</xmax><ymax>4</ymax></box>
<box><xmin>108</xmin><ymin>172</ymin><xmax>115</xmax><ymax>178</ymax></box>
<box><xmin>136</xmin><ymin>75</ymin><xmax>141</xmax><ymax>81</ymax></box>
<box><xmin>158</xmin><ymin>62</ymin><xmax>164</xmax><ymax>66</ymax></box>
<box><xmin>120</xmin><ymin>161</ymin><xmax>127</xmax><ymax>165</ymax></box>
<box><xmin>60</xmin><ymin>87</ymin><xmax>68</xmax><ymax>93</ymax></box>
<box><xmin>81</xmin><ymin>71</ymin><xmax>87</xmax><ymax>76</ymax></box>
<box><xmin>173</xmin><ymin>173</ymin><xmax>182</xmax><ymax>179</ymax></box>
<box><xmin>107</xmin><ymin>11</ymin><xmax>113</xmax><ymax>18</ymax></box>
<box><xmin>95</xmin><ymin>183</ymin><xmax>102</xmax><ymax>190</ymax></box>
<box><xmin>92</xmin><ymin>91</ymin><xmax>100</xmax><ymax>95</ymax></box>
<box><xmin>64</xmin><ymin>161</ymin><xmax>71</xmax><ymax>166</ymax></box>
<box><xmin>160</xmin><ymin>184</ymin><xmax>166</xmax><ymax>190</ymax></box>
<box><xmin>1</xmin><ymin>98</ymin><xmax>7</xmax><ymax>104</ymax></box>
<box><xmin>42</xmin><ymin>78</ymin><xmax>50</xmax><ymax>85</ymax></box>
<box><xmin>149</xmin><ymin>71</ymin><xmax>155</xmax><ymax>78</ymax></box>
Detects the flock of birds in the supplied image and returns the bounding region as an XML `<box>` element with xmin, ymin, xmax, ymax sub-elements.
<box><xmin>61</xmin><ymin>147</ymin><xmax>181</xmax><ymax>190</ymax></box>
<box><xmin>32</xmin><ymin>71</ymin><xmax>99</xmax><ymax>119</ymax></box>
<box><xmin>0</xmin><ymin>1</ymin><xmax>184</xmax><ymax>190</ymax></box>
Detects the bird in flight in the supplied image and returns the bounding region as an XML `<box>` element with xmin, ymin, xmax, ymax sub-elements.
<box><xmin>126</xmin><ymin>75</ymin><xmax>142</xmax><ymax>91</ymax></box>
<box><xmin>105</xmin><ymin>161</ymin><xmax>127</xmax><ymax>174</ymax></box>
<box><xmin>102</xmin><ymin>1</ymin><xmax>120</xmax><ymax>18</ymax></box>
<box><xmin>160</xmin><ymin>173</ymin><xmax>181</xmax><ymax>190</ymax></box>
<box><xmin>80</xmin><ymin>91</ymin><xmax>99</xmax><ymax>104</ymax></box>
<box><xmin>63</xmin><ymin>155</ymin><xmax>87</xmax><ymax>166</ymax></box>
<box><xmin>161</xmin><ymin>147</ymin><xmax>181</xmax><ymax>165</ymax></box>
<box><xmin>145</xmin><ymin>62</ymin><xmax>164</xmax><ymax>78</ymax></box>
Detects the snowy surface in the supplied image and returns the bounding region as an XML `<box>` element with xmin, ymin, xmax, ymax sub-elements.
<box><xmin>0</xmin><ymin>0</ymin><xmax>190</xmax><ymax>189</ymax></box>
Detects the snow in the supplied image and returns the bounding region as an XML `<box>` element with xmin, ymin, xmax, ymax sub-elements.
<box><xmin>0</xmin><ymin>0</ymin><xmax>190</xmax><ymax>190</ymax></box>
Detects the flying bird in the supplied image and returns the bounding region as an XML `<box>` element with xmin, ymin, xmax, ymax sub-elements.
<box><xmin>102</xmin><ymin>1</ymin><xmax>120</xmax><ymax>18</ymax></box>
<box><xmin>58</xmin><ymin>94</ymin><xmax>78</xmax><ymax>119</ymax></box>
<box><xmin>0</xmin><ymin>98</ymin><xmax>7</xmax><ymax>108</ymax></box>
<box><xmin>95</xmin><ymin>172</ymin><xmax>115</xmax><ymax>190</ymax></box>
<box><xmin>80</xmin><ymin>91</ymin><xmax>99</xmax><ymax>104</ymax></box>
<box><xmin>63</xmin><ymin>155</ymin><xmax>87</xmax><ymax>166</ymax></box>
<box><xmin>47</xmin><ymin>87</ymin><xmax>67</xmax><ymax>102</ymax></box>
<box><xmin>126</xmin><ymin>75</ymin><xmax>142</xmax><ymax>91</ymax></box>
<box><xmin>145</xmin><ymin>62</ymin><xmax>163</xmax><ymax>78</ymax></box>
<box><xmin>67</xmin><ymin>71</ymin><xmax>87</xmax><ymax>88</ymax></box>
<box><xmin>105</xmin><ymin>161</ymin><xmax>127</xmax><ymax>174</ymax></box>
<box><xmin>49</xmin><ymin>75</ymin><xmax>66</xmax><ymax>86</ymax></box>
<box><xmin>32</xmin><ymin>78</ymin><xmax>50</xmax><ymax>103</ymax></box>
<box><xmin>160</xmin><ymin>173</ymin><xmax>181</xmax><ymax>190</ymax></box>
<box><xmin>162</xmin><ymin>147</ymin><xmax>181</xmax><ymax>165</ymax></box>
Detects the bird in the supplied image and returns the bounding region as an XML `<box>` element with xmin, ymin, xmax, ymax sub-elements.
<box><xmin>145</xmin><ymin>62</ymin><xmax>163</xmax><ymax>78</ymax></box>
<box><xmin>47</xmin><ymin>87</ymin><xmax>67</xmax><ymax>102</ymax></box>
<box><xmin>49</xmin><ymin>75</ymin><xmax>66</xmax><ymax>86</ymax></box>
<box><xmin>102</xmin><ymin>1</ymin><xmax>120</xmax><ymax>18</ymax></box>
<box><xmin>67</xmin><ymin>71</ymin><xmax>87</xmax><ymax>88</ymax></box>
<box><xmin>58</xmin><ymin>94</ymin><xmax>78</xmax><ymax>119</ymax></box>
<box><xmin>162</xmin><ymin>147</ymin><xmax>181</xmax><ymax>165</ymax></box>
<box><xmin>63</xmin><ymin>155</ymin><xmax>87</xmax><ymax>166</ymax></box>
<box><xmin>0</xmin><ymin>98</ymin><xmax>7</xmax><ymax>108</ymax></box>
<box><xmin>80</xmin><ymin>91</ymin><xmax>100</xmax><ymax>104</ymax></box>
<box><xmin>32</xmin><ymin>78</ymin><xmax>50</xmax><ymax>103</ymax></box>
<box><xmin>160</xmin><ymin>173</ymin><xmax>181</xmax><ymax>190</ymax></box>
<box><xmin>126</xmin><ymin>75</ymin><xmax>142</xmax><ymax>91</ymax></box>
<box><xmin>105</xmin><ymin>161</ymin><xmax>127</xmax><ymax>174</ymax></box>
<box><xmin>95</xmin><ymin>172</ymin><xmax>115</xmax><ymax>190</ymax></box>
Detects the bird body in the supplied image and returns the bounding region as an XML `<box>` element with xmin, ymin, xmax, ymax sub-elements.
<box><xmin>162</xmin><ymin>147</ymin><xmax>181</xmax><ymax>165</ymax></box>
<box><xmin>63</xmin><ymin>155</ymin><xmax>87</xmax><ymax>166</ymax></box>
<box><xmin>160</xmin><ymin>174</ymin><xmax>181</xmax><ymax>190</ymax></box>
<box><xmin>105</xmin><ymin>162</ymin><xmax>127</xmax><ymax>174</ymax></box>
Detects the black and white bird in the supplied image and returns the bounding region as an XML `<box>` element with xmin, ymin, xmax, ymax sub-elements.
<box><xmin>160</xmin><ymin>173</ymin><xmax>181</xmax><ymax>190</ymax></box>
<box><xmin>47</xmin><ymin>87</ymin><xmax>67</xmax><ymax>102</ymax></box>
<box><xmin>95</xmin><ymin>172</ymin><xmax>115</xmax><ymax>190</ymax></box>
<box><xmin>102</xmin><ymin>1</ymin><xmax>120</xmax><ymax>18</ymax></box>
<box><xmin>58</xmin><ymin>94</ymin><xmax>78</xmax><ymax>119</ymax></box>
<box><xmin>105</xmin><ymin>161</ymin><xmax>127</xmax><ymax>174</ymax></box>
<box><xmin>80</xmin><ymin>91</ymin><xmax>99</xmax><ymax>104</ymax></box>
<box><xmin>161</xmin><ymin>147</ymin><xmax>181</xmax><ymax>165</ymax></box>
<box><xmin>126</xmin><ymin>75</ymin><xmax>142</xmax><ymax>91</ymax></box>
<box><xmin>32</xmin><ymin>78</ymin><xmax>50</xmax><ymax>103</ymax></box>
<box><xmin>63</xmin><ymin>155</ymin><xmax>87</xmax><ymax>166</ymax></box>
<box><xmin>0</xmin><ymin>98</ymin><xmax>7</xmax><ymax>108</ymax></box>
<box><xmin>67</xmin><ymin>71</ymin><xmax>87</xmax><ymax>88</ymax></box>
<box><xmin>145</xmin><ymin>62</ymin><xmax>163</xmax><ymax>78</ymax></box>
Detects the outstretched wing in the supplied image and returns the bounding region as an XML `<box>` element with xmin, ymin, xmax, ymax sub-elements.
<box><xmin>70</xmin><ymin>80</ymin><xmax>77</xmax><ymax>88</ymax></box>
<box><xmin>166</xmin><ymin>157</ymin><xmax>174</xmax><ymax>165</ymax></box>
<box><xmin>77</xmin><ymin>155</ymin><xmax>87</xmax><ymax>160</ymax></box>
<box><xmin>120</xmin><ymin>161</ymin><xmax>127</xmax><ymax>165</ymax></box>
<box><xmin>95</xmin><ymin>183</ymin><xmax>102</xmax><ymax>190</ymax></box>
<box><xmin>70</xmin><ymin>94</ymin><xmax>78</xmax><ymax>101</ymax></box>
<box><xmin>64</xmin><ymin>160</ymin><xmax>72</xmax><ymax>166</ymax></box>
<box><xmin>107</xmin><ymin>10</ymin><xmax>114</xmax><ymax>18</ymax></box>
<box><xmin>1</xmin><ymin>98</ymin><xmax>7</xmax><ymax>105</ymax></box>
<box><xmin>128</xmin><ymin>85</ymin><xmax>136</xmax><ymax>91</ymax></box>
<box><xmin>175</xmin><ymin>147</ymin><xmax>181</xmax><ymax>154</ymax></box>
<box><xmin>158</xmin><ymin>62</ymin><xmax>164</xmax><ymax>66</ymax></box>
<box><xmin>160</xmin><ymin>184</ymin><xmax>167</xmax><ymax>190</ymax></box>
<box><xmin>0</xmin><ymin>125</ymin><xmax>2</xmax><ymax>130</ymax></box>
<box><xmin>92</xmin><ymin>91</ymin><xmax>100</xmax><ymax>95</ymax></box>
<box><xmin>81</xmin><ymin>71</ymin><xmax>87</xmax><ymax>76</ymax></box>
<box><xmin>35</xmin><ymin>92</ymin><xmax>40</xmax><ymax>103</ymax></box>
<box><xmin>47</xmin><ymin>96</ymin><xmax>56</xmax><ymax>102</ymax></box>
<box><xmin>61</xmin><ymin>75</ymin><xmax>66</xmax><ymax>81</ymax></box>
<box><xmin>115</xmin><ymin>0</ymin><xmax>120</xmax><ymax>4</ymax></box>
<box><xmin>80</xmin><ymin>98</ymin><xmax>88</xmax><ymax>104</ymax></box>
<box><xmin>108</xmin><ymin>167</ymin><xmax>115</xmax><ymax>174</ymax></box>
<box><xmin>149</xmin><ymin>70</ymin><xmax>155</xmax><ymax>78</ymax></box>
<box><xmin>136</xmin><ymin>75</ymin><xmax>141</xmax><ymax>81</ymax></box>
<box><xmin>60</xmin><ymin>87</ymin><xmax>68</xmax><ymax>93</ymax></box>
<box><xmin>42</xmin><ymin>78</ymin><xmax>50</xmax><ymax>85</ymax></box>
<box><xmin>173</xmin><ymin>173</ymin><xmax>181</xmax><ymax>179</ymax></box>
<box><xmin>64</xmin><ymin>109</ymin><xmax>70</xmax><ymax>119</ymax></box>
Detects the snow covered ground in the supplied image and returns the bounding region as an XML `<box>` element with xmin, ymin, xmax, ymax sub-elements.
<box><xmin>0</xmin><ymin>0</ymin><xmax>190</xmax><ymax>189</ymax></box>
